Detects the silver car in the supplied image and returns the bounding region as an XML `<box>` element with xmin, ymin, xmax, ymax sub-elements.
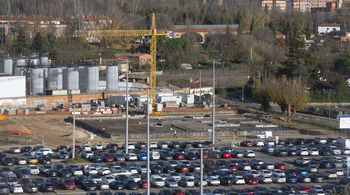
<box><xmin>165</xmin><ymin>177</ymin><xmax>178</xmax><ymax>188</ymax></box>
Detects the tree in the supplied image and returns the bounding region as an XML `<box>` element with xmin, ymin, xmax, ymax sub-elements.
<box><xmin>252</xmin><ymin>76</ymin><xmax>272</xmax><ymax>112</ymax></box>
<box><xmin>14</xmin><ymin>28</ymin><xmax>28</xmax><ymax>55</ymax></box>
<box><xmin>335</xmin><ymin>53</ymin><xmax>350</xmax><ymax>74</ymax></box>
<box><xmin>45</xmin><ymin>32</ymin><xmax>59</xmax><ymax>60</ymax></box>
<box><xmin>250</xmin><ymin>18</ymin><xmax>255</xmax><ymax>33</ymax></box>
<box><xmin>313</xmin><ymin>22</ymin><xmax>318</xmax><ymax>37</ymax></box>
<box><xmin>279</xmin><ymin>31</ymin><xmax>317</xmax><ymax>79</ymax></box>
<box><xmin>306</xmin><ymin>22</ymin><xmax>311</xmax><ymax>40</ymax></box>
<box><xmin>31</xmin><ymin>32</ymin><xmax>48</xmax><ymax>55</ymax></box>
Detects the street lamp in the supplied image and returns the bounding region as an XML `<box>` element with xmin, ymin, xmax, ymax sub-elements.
<box><xmin>125</xmin><ymin>61</ymin><xmax>129</xmax><ymax>154</ymax></box>
<box><xmin>212</xmin><ymin>60</ymin><xmax>216</xmax><ymax>146</ymax></box>
<box><xmin>72</xmin><ymin>104</ymin><xmax>77</xmax><ymax>159</ymax></box>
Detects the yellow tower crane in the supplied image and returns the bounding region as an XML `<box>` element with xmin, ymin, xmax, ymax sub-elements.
<box><xmin>73</xmin><ymin>13</ymin><xmax>168</xmax><ymax>112</ymax></box>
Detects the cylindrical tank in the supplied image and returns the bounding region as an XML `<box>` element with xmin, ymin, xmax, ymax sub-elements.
<box><xmin>106</xmin><ymin>65</ymin><xmax>119</xmax><ymax>92</ymax></box>
<box><xmin>16</xmin><ymin>59</ymin><xmax>26</xmax><ymax>67</ymax></box>
<box><xmin>66</xmin><ymin>67</ymin><xmax>79</xmax><ymax>89</ymax></box>
<box><xmin>15</xmin><ymin>67</ymin><xmax>25</xmax><ymax>75</ymax></box>
<box><xmin>31</xmin><ymin>68</ymin><xmax>44</xmax><ymax>96</ymax></box>
<box><xmin>4</xmin><ymin>59</ymin><xmax>13</xmax><ymax>75</ymax></box>
<box><xmin>79</xmin><ymin>66</ymin><xmax>99</xmax><ymax>93</ymax></box>
<box><xmin>30</xmin><ymin>59</ymin><xmax>40</xmax><ymax>66</ymax></box>
<box><xmin>40</xmin><ymin>57</ymin><xmax>49</xmax><ymax>66</ymax></box>
<box><xmin>47</xmin><ymin>68</ymin><xmax>63</xmax><ymax>90</ymax></box>
<box><xmin>43</xmin><ymin>67</ymin><xmax>48</xmax><ymax>78</ymax></box>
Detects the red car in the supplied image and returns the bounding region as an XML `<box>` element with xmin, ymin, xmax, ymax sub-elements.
<box><xmin>240</xmin><ymin>140</ymin><xmax>254</xmax><ymax>147</ymax></box>
<box><xmin>116</xmin><ymin>161</ymin><xmax>128</xmax><ymax>168</ymax></box>
<box><xmin>297</xmin><ymin>186</ymin><xmax>311</xmax><ymax>192</ymax></box>
<box><xmin>137</xmin><ymin>179</ymin><xmax>149</xmax><ymax>188</ymax></box>
<box><xmin>274</xmin><ymin>162</ymin><xmax>287</xmax><ymax>170</ymax></box>
<box><xmin>59</xmin><ymin>179</ymin><xmax>76</xmax><ymax>190</ymax></box>
<box><xmin>175</xmin><ymin>164</ymin><xmax>189</xmax><ymax>173</ymax></box>
<box><xmin>18</xmin><ymin>178</ymin><xmax>31</xmax><ymax>186</ymax></box>
<box><xmin>241</xmin><ymin>188</ymin><xmax>255</xmax><ymax>194</ymax></box>
<box><xmin>227</xmin><ymin>163</ymin><xmax>238</xmax><ymax>171</ymax></box>
<box><xmin>101</xmin><ymin>153</ymin><xmax>114</xmax><ymax>162</ymax></box>
<box><xmin>221</xmin><ymin>151</ymin><xmax>231</xmax><ymax>158</ymax></box>
<box><xmin>173</xmin><ymin>152</ymin><xmax>185</xmax><ymax>160</ymax></box>
<box><xmin>243</xmin><ymin>174</ymin><xmax>258</xmax><ymax>185</ymax></box>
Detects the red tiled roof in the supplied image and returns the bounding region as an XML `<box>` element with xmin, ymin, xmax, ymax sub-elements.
<box><xmin>319</xmin><ymin>23</ymin><xmax>341</xmax><ymax>27</ymax></box>
<box><xmin>170</xmin><ymin>82</ymin><xmax>212</xmax><ymax>88</ymax></box>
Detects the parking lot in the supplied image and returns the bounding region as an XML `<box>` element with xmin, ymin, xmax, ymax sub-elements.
<box><xmin>0</xmin><ymin>133</ymin><xmax>348</xmax><ymax>195</ymax></box>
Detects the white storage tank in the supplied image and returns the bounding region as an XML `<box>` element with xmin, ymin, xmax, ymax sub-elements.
<box><xmin>30</xmin><ymin>59</ymin><xmax>40</xmax><ymax>66</ymax></box>
<box><xmin>47</xmin><ymin>67</ymin><xmax>63</xmax><ymax>90</ymax></box>
<box><xmin>31</xmin><ymin>68</ymin><xmax>45</xmax><ymax>96</ymax></box>
<box><xmin>0</xmin><ymin>59</ymin><xmax>13</xmax><ymax>75</ymax></box>
<box><xmin>65</xmin><ymin>67</ymin><xmax>79</xmax><ymax>90</ymax></box>
<box><xmin>16</xmin><ymin>59</ymin><xmax>26</xmax><ymax>67</ymax></box>
<box><xmin>79</xmin><ymin>66</ymin><xmax>99</xmax><ymax>93</ymax></box>
<box><xmin>106</xmin><ymin>65</ymin><xmax>119</xmax><ymax>92</ymax></box>
<box><xmin>40</xmin><ymin>57</ymin><xmax>49</xmax><ymax>66</ymax></box>
<box><xmin>15</xmin><ymin>67</ymin><xmax>25</xmax><ymax>76</ymax></box>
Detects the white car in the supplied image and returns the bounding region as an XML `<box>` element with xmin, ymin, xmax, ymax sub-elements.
<box><xmin>151</xmin><ymin>175</ymin><xmax>166</xmax><ymax>188</ymax></box>
<box><xmin>98</xmin><ymin>181</ymin><xmax>109</xmax><ymax>190</ymax></box>
<box><xmin>110</xmin><ymin>169</ymin><xmax>132</xmax><ymax>177</ymax></box>
<box><xmin>27</xmin><ymin>165</ymin><xmax>39</xmax><ymax>175</ymax></box>
<box><xmin>341</xmin><ymin>148</ymin><xmax>350</xmax><ymax>154</ymax></box>
<box><xmin>308</xmin><ymin>148</ymin><xmax>319</xmax><ymax>156</ymax></box>
<box><xmin>85</xmin><ymin>167</ymin><xmax>98</xmax><ymax>175</ymax></box>
<box><xmin>10</xmin><ymin>184</ymin><xmax>23</xmax><ymax>194</ymax></box>
<box><xmin>122</xmin><ymin>142</ymin><xmax>135</xmax><ymax>150</ymax></box>
<box><xmin>330</xmin><ymin>146</ymin><xmax>341</xmax><ymax>155</ymax></box>
<box><xmin>310</xmin><ymin>185</ymin><xmax>323</xmax><ymax>191</ymax></box>
<box><xmin>232</xmin><ymin>176</ymin><xmax>245</xmax><ymax>185</ymax></box>
<box><xmin>179</xmin><ymin>177</ymin><xmax>194</xmax><ymax>187</ymax></box>
<box><xmin>150</xmin><ymin>142</ymin><xmax>157</xmax><ymax>149</ymax></box>
<box><xmin>253</xmin><ymin>140</ymin><xmax>264</xmax><ymax>147</ymax></box>
<box><xmin>72</xmin><ymin>168</ymin><xmax>83</xmax><ymax>176</ymax></box>
<box><xmin>81</xmin><ymin>150</ymin><xmax>93</xmax><ymax>159</ymax></box>
<box><xmin>82</xmin><ymin>145</ymin><xmax>92</xmax><ymax>152</ymax></box>
<box><xmin>294</xmin><ymin>157</ymin><xmax>310</xmax><ymax>166</ymax></box>
<box><xmin>271</xmin><ymin>174</ymin><xmax>286</xmax><ymax>183</ymax></box>
<box><xmin>271</xmin><ymin>169</ymin><xmax>285</xmax><ymax>176</ymax></box>
<box><xmin>97</xmin><ymin>167</ymin><xmax>111</xmax><ymax>176</ymax></box>
<box><xmin>130</xmin><ymin>173</ymin><xmax>141</xmax><ymax>182</ymax></box>
<box><xmin>92</xmin><ymin>143</ymin><xmax>103</xmax><ymax>150</ymax></box>
<box><xmin>102</xmin><ymin>175</ymin><xmax>115</xmax><ymax>184</ymax></box>
<box><xmin>259</xmin><ymin>169</ymin><xmax>272</xmax><ymax>177</ymax></box>
<box><xmin>243</xmin><ymin>150</ymin><xmax>255</xmax><ymax>158</ymax></box>
<box><xmin>333</xmin><ymin>168</ymin><xmax>344</xmax><ymax>176</ymax></box>
<box><xmin>309</xmin><ymin>189</ymin><xmax>325</xmax><ymax>195</ymax></box>
<box><xmin>125</xmin><ymin>153</ymin><xmax>137</xmax><ymax>161</ymax></box>
<box><xmin>246</xmin><ymin>170</ymin><xmax>260</xmax><ymax>177</ymax></box>
<box><xmin>257</xmin><ymin>175</ymin><xmax>272</xmax><ymax>184</ymax></box>
<box><xmin>88</xmin><ymin>174</ymin><xmax>102</xmax><ymax>184</ymax></box>
<box><xmin>297</xmin><ymin>148</ymin><xmax>309</xmax><ymax>156</ymax></box>
<box><xmin>206</xmin><ymin>176</ymin><xmax>220</xmax><ymax>186</ymax></box>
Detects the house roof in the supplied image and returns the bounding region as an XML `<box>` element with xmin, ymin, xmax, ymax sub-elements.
<box><xmin>319</xmin><ymin>23</ymin><xmax>341</xmax><ymax>27</ymax></box>
<box><xmin>174</xmin><ymin>24</ymin><xmax>239</xmax><ymax>30</ymax></box>
<box><xmin>170</xmin><ymin>82</ymin><xmax>212</xmax><ymax>88</ymax></box>
<box><xmin>319</xmin><ymin>71</ymin><xmax>350</xmax><ymax>87</ymax></box>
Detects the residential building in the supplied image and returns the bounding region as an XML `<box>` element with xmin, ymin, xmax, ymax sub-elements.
<box><xmin>260</xmin><ymin>0</ymin><xmax>287</xmax><ymax>11</ymax></box>
<box><xmin>342</xmin><ymin>0</ymin><xmax>350</xmax><ymax>9</ymax></box>
<box><xmin>169</xmin><ymin>82</ymin><xmax>213</xmax><ymax>96</ymax></box>
<box><xmin>334</xmin><ymin>30</ymin><xmax>350</xmax><ymax>41</ymax></box>
<box><xmin>114</xmin><ymin>53</ymin><xmax>151</xmax><ymax>68</ymax></box>
<box><xmin>172</xmin><ymin>24</ymin><xmax>239</xmax><ymax>43</ymax></box>
<box><xmin>318</xmin><ymin>23</ymin><xmax>341</xmax><ymax>35</ymax></box>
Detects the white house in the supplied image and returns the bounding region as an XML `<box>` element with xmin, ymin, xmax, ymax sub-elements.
<box><xmin>318</xmin><ymin>23</ymin><xmax>341</xmax><ymax>35</ymax></box>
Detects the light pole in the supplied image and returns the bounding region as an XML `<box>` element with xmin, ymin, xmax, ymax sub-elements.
<box><xmin>200</xmin><ymin>148</ymin><xmax>203</xmax><ymax>195</ymax></box>
<box><xmin>146</xmin><ymin>90</ymin><xmax>150</xmax><ymax>195</ymax></box>
<box><xmin>212</xmin><ymin>60</ymin><xmax>216</xmax><ymax>146</ymax></box>
<box><xmin>72</xmin><ymin>105</ymin><xmax>76</xmax><ymax>159</ymax></box>
<box><xmin>125</xmin><ymin>61</ymin><xmax>129</xmax><ymax>154</ymax></box>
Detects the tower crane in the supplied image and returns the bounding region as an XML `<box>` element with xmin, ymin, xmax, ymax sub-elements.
<box><xmin>73</xmin><ymin>13</ymin><xmax>168</xmax><ymax>112</ymax></box>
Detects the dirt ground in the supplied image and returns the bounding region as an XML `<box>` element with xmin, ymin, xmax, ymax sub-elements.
<box><xmin>0</xmin><ymin>111</ymin><xmax>344</xmax><ymax>147</ymax></box>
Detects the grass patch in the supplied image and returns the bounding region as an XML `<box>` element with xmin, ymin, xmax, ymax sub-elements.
<box><xmin>65</xmin><ymin>155</ymin><xmax>88</xmax><ymax>164</ymax></box>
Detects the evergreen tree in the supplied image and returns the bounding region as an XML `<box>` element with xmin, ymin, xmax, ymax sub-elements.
<box><xmin>313</xmin><ymin>22</ymin><xmax>318</xmax><ymax>37</ymax></box>
<box><xmin>14</xmin><ymin>28</ymin><xmax>28</xmax><ymax>55</ymax></box>
<box><xmin>32</xmin><ymin>32</ymin><xmax>48</xmax><ymax>55</ymax></box>
<box><xmin>45</xmin><ymin>32</ymin><xmax>59</xmax><ymax>60</ymax></box>
<box><xmin>264</xmin><ymin>4</ymin><xmax>269</xmax><ymax>15</ymax></box>
<box><xmin>279</xmin><ymin>31</ymin><xmax>317</xmax><ymax>79</ymax></box>
<box><xmin>306</xmin><ymin>22</ymin><xmax>311</xmax><ymax>40</ymax></box>
<box><xmin>250</xmin><ymin>18</ymin><xmax>255</xmax><ymax>33</ymax></box>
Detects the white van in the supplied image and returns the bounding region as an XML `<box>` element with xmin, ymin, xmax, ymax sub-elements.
<box><xmin>150</xmin><ymin>151</ymin><xmax>160</xmax><ymax>160</ymax></box>
<box><xmin>255</xmin><ymin>131</ymin><xmax>272</xmax><ymax>139</ymax></box>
